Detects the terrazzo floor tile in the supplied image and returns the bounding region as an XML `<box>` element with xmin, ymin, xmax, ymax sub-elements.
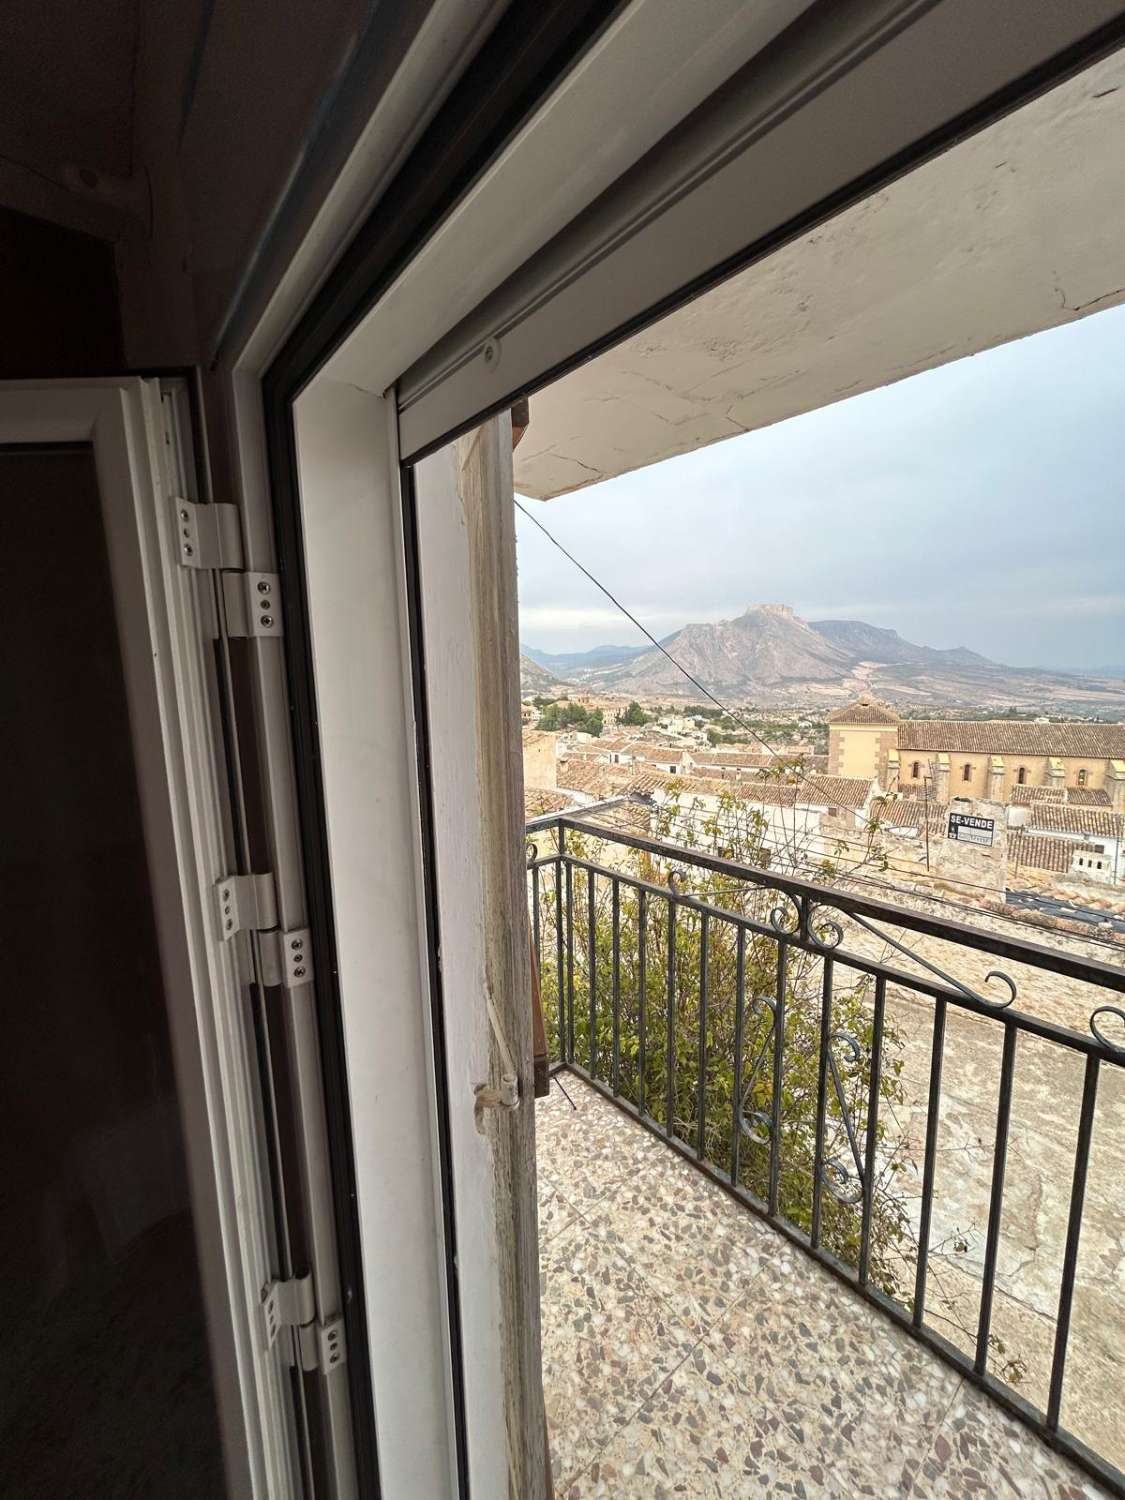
<box><xmin>708</xmin><ymin>1249</ymin><xmax>961</xmax><ymax>1495</ymax></box>
<box><xmin>562</xmin><ymin>1339</ymin><xmax>828</xmax><ymax>1498</ymax></box>
<box><xmin>540</xmin><ymin>1218</ymin><xmax>698</xmax><ymax>1486</ymax></box>
<box><xmin>578</xmin><ymin>1152</ymin><xmax>773</xmax><ymax>1335</ymax></box>
<box><xmin>535</xmin><ymin>1079</ymin><xmax>670</xmax><ymax>1206</ymax></box>
<box><xmin>907</xmin><ymin>1382</ymin><xmax>1114</xmax><ymax>1499</ymax></box>
<box><xmin>538</xmin><ymin>1170</ymin><xmax>583</xmax><ymax>1243</ymax></box>
<box><xmin>536</xmin><ymin>1075</ymin><xmax>1113</xmax><ymax>1500</ymax></box>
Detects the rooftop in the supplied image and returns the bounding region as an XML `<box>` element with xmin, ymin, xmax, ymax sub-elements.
<box><xmin>828</xmin><ymin>697</ymin><xmax>902</xmax><ymax>726</ymax></box>
<box><xmin>897</xmin><ymin>721</ymin><xmax>1125</xmax><ymax>758</ymax></box>
<box><xmin>537</xmin><ymin>1075</ymin><xmax>1113</xmax><ymax>1498</ymax></box>
<box><xmin>1024</xmin><ymin>804</ymin><xmax>1123</xmax><ymax>840</ymax></box>
<box><xmin>1012</xmin><ymin>785</ymin><xmax>1114</xmax><ymax>809</ymax></box>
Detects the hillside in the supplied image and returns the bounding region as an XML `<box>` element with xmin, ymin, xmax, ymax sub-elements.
<box><xmin>521</xmin><ymin>605</ymin><xmax>1125</xmax><ymax>710</ymax></box>
<box><xmin>520</xmin><ymin>654</ymin><xmax>565</xmax><ymax>694</ymax></box>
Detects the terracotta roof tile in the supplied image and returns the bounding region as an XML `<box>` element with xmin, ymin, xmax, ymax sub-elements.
<box><xmin>828</xmin><ymin>698</ymin><xmax>902</xmax><ymax>725</ymax></box>
<box><xmin>898</xmin><ymin>721</ymin><xmax>1125</xmax><ymax>757</ymax></box>
<box><xmin>1010</xmin><ymin>832</ymin><xmax>1076</xmax><ymax>875</ymax></box>
<box><xmin>1022</xmin><ymin>803</ymin><xmax>1122</xmax><ymax>839</ymax></box>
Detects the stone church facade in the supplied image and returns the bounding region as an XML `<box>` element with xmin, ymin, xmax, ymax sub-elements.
<box><xmin>828</xmin><ymin>698</ymin><xmax>1125</xmax><ymax>810</ymax></box>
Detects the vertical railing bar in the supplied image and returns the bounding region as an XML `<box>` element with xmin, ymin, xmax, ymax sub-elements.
<box><xmin>587</xmin><ymin>867</ymin><xmax>597</xmax><ymax>1077</ymax></box>
<box><xmin>913</xmin><ymin>996</ymin><xmax>947</xmax><ymax>1329</ymax></box>
<box><xmin>975</xmin><ymin>1022</ymin><xmax>1017</xmax><ymax>1376</ymax></box>
<box><xmin>730</xmin><ymin>927</ymin><xmax>747</xmax><ymax>1186</ymax></box>
<box><xmin>554</xmin><ymin>857</ymin><xmax>565</xmax><ymax>1064</ymax></box>
<box><xmin>768</xmin><ymin>940</ymin><xmax>787</xmax><ymax>1218</ymax></box>
<box><xmin>611</xmin><ymin>878</ymin><xmax>621</xmax><ymax>1097</ymax></box>
<box><xmin>811</xmin><ymin>956</ymin><xmax>834</xmax><ymax>1251</ymax></box>
<box><xmin>665</xmin><ymin>897</ymin><xmax>677</xmax><ymax>1139</ymax></box>
<box><xmin>565</xmin><ymin>860</ymin><xmax>575</xmax><ymax>1062</ymax></box>
<box><xmin>696</xmin><ymin>913</ymin><xmax>710</xmax><ymax>1159</ymax></box>
<box><xmin>531</xmin><ymin>862</ymin><xmax>541</xmax><ymax>980</ymax></box>
<box><xmin>638</xmin><ymin>889</ymin><xmax>647</xmax><ymax>1117</ymax></box>
<box><xmin>858</xmin><ymin>975</ymin><xmax>887</xmax><ymax>1287</ymax></box>
<box><xmin>1046</xmin><ymin>1053</ymin><xmax>1101</xmax><ymax>1431</ymax></box>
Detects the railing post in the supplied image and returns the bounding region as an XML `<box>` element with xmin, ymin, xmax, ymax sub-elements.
<box><xmin>975</xmin><ymin>1023</ymin><xmax>1017</xmax><ymax>1375</ymax></box>
<box><xmin>1046</xmin><ymin>1053</ymin><xmax>1100</xmax><ymax>1430</ymax></box>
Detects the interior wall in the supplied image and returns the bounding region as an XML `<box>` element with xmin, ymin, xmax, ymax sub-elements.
<box><xmin>0</xmin><ymin>207</ymin><xmax>122</xmax><ymax>377</ymax></box>
<box><xmin>117</xmin><ymin>0</ymin><xmax>435</xmax><ymax>370</ymax></box>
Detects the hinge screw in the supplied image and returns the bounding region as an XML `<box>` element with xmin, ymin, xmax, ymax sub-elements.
<box><xmin>261</xmin><ymin>614</ymin><xmax>274</xmax><ymax>628</ymax></box>
<box><xmin>291</xmin><ymin>938</ymin><xmax>303</xmax><ymax>950</ymax></box>
<box><xmin>184</xmin><ymin>544</ymin><xmax>194</xmax><ymax>557</ymax></box>
<box><xmin>294</xmin><ymin>966</ymin><xmax>306</xmax><ymax>979</ymax></box>
<box><xmin>180</xmin><ymin>508</ymin><xmax>189</xmax><ymax>521</ymax></box>
<box><xmin>257</xmin><ymin>580</ymin><xmax>271</xmax><ymax>594</ymax></box>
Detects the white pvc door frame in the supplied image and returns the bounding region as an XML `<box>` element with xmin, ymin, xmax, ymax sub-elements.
<box><xmin>0</xmin><ymin>378</ymin><xmax>302</xmax><ymax>1500</ymax></box>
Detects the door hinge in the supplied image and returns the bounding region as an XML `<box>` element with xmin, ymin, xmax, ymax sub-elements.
<box><xmin>261</xmin><ymin>1274</ymin><xmax>346</xmax><ymax>1374</ymax></box>
<box><xmin>260</xmin><ymin>926</ymin><xmax>314</xmax><ymax>988</ymax></box>
<box><xmin>174</xmin><ymin>500</ymin><xmax>282</xmax><ymax>638</ymax></box>
<box><xmin>216</xmin><ymin>873</ymin><xmax>278</xmax><ymax>939</ymax></box>
<box><xmin>175</xmin><ymin>498</ymin><xmax>244</xmax><ymax>571</ymax></box>
<box><xmin>216</xmin><ymin>878</ymin><xmax>313</xmax><ymax>988</ymax></box>
<box><xmin>223</xmin><ymin>571</ymin><xmax>284</xmax><ymax>638</ymax></box>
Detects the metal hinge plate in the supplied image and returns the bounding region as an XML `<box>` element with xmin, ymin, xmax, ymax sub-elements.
<box><xmin>223</xmin><ymin>571</ymin><xmax>283</xmax><ymax>638</ymax></box>
<box><xmin>175</xmin><ymin>499</ymin><xmax>244</xmax><ymax>571</ymax></box>
<box><xmin>260</xmin><ymin>927</ymin><xmax>313</xmax><ymax>988</ymax></box>
<box><xmin>261</xmin><ymin>1275</ymin><xmax>346</xmax><ymax>1373</ymax></box>
<box><xmin>262</xmin><ymin>1273</ymin><xmax>316</xmax><ymax>1351</ymax></box>
<box><xmin>216</xmin><ymin>873</ymin><xmax>278</xmax><ymax>939</ymax></box>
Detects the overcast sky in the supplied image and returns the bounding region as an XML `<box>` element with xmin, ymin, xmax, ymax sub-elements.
<box><xmin>515</xmin><ymin>301</ymin><xmax>1125</xmax><ymax>671</ymax></box>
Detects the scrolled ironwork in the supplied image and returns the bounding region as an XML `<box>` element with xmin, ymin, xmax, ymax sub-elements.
<box><xmin>807</xmin><ymin>903</ymin><xmax>1017</xmax><ymax>1011</ymax></box>
<box><xmin>821</xmin><ymin>1157</ymin><xmax>864</xmax><ymax>1207</ymax></box>
<box><xmin>767</xmin><ymin>890</ymin><xmax>802</xmax><ymax>937</ymax></box>
<box><xmin>810</xmin><ymin>913</ymin><xmax>845</xmax><ymax>950</ymax></box>
<box><xmin>738</xmin><ymin>996</ymin><xmax>778</xmax><ymax>1145</ymax></box>
<box><xmin>821</xmin><ymin>1029</ymin><xmax>867</xmax><ymax>1206</ymax></box>
<box><xmin>1090</xmin><ymin>1005</ymin><xmax>1125</xmax><ymax>1054</ymax></box>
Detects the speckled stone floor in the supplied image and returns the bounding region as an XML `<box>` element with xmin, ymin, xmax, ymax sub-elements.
<box><xmin>537</xmin><ymin>1073</ymin><xmax>1112</xmax><ymax>1499</ymax></box>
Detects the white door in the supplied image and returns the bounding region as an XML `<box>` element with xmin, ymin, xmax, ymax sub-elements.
<box><xmin>0</xmin><ymin>378</ymin><xmax>317</xmax><ymax>1499</ymax></box>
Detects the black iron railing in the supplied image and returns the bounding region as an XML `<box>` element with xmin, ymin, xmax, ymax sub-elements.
<box><xmin>527</xmin><ymin>810</ymin><xmax>1125</xmax><ymax>1496</ymax></box>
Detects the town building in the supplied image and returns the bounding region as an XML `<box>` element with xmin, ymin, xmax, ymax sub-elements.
<box><xmin>829</xmin><ymin>698</ymin><xmax>1125</xmax><ymax>808</ymax></box>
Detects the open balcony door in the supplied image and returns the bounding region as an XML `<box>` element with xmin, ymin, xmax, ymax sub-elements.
<box><xmin>290</xmin><ymin>380</ymin><xmax>546</xmax><ymax>1498</ymax></box>
<box><xmin>0</xmin><ymin>378</ymin><xmax>315</xmax><ymax>1500</ymax></box>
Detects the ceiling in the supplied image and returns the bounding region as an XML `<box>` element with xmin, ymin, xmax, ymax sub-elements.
<box><xmin>514</xmin><ymin>50</ymin><xmax>1125</xmax><ymax>500</ymax></box>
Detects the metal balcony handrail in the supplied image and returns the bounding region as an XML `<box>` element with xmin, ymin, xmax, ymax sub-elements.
<box><xmin>526</xmin><ymin>811</ymin><xmax>1125</xmax><ymax>1498</ymax></box>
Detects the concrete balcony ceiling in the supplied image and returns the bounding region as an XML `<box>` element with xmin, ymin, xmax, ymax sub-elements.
<box><xmin>515</xmin><ymin>53</ymin><xmax>1125</xmax><ymax>501</ymax></box>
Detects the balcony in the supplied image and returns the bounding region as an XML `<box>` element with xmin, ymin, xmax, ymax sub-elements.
<box><xmin>527</xmin><ymin>812</ymin><xmax>1125</xmax><ymax>1497</ymax></box>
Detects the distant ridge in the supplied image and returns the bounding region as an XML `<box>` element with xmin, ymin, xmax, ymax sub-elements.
<box><xmin>520</xmin><ymin>605</ymin><xmax>1125</xmax><ymax>711</ymax></box>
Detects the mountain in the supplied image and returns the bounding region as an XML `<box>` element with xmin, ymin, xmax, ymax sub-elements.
<box><xmin>520</xmin><ymin>655</ymin><xmax>565</xmax><ymax>693</ymax></box>
<box><xmin>809</xmin><ymin>619</ymin><xmax>993</xmax><ymax>669</ymax></box>
<box><xmin>547</xmin><ymin>604</ymin><xmax>1125</xmax><ymax>711</ymax></box>
<box><xmin>523</xmin><ymin>642</ymin><xmax>649</xmax><ymax>672</ymax></box>
<box><xmin>609</xmin><ymin>604</ymin><xmax>849</xmax><ymax>694</ymax></box>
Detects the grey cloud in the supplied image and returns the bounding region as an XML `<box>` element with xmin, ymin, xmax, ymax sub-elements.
<box><xmin>516</xmin><ymin>302</ymin><xmax>1125</xmax><ymax>671</ymax></box>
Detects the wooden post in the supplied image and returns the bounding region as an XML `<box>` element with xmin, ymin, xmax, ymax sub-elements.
<box><xmin>455</xmin><ymin>413</ymin><xmax>548</xmax><ymax>1499</ymax></box>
